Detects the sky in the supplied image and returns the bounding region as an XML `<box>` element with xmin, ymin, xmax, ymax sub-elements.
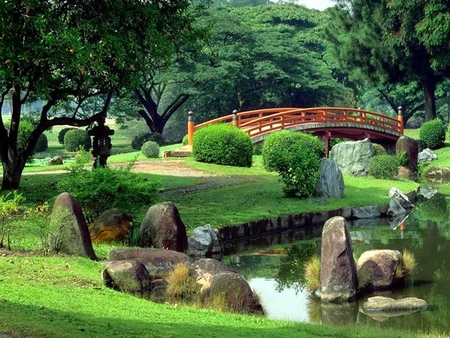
<box><xmin>295</xmin><ymin>0</ymin><xmax>335</xmax><ymax>11</ymax></box>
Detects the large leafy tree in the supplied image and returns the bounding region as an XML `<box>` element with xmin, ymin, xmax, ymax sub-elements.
<box><xmin>325</xmin><ymin>0</ymin><xmax>450</xmax><ymax>122</ymax></box>
<box><xmin>0</xmin><ymin>0</ymin><xmax>202</xmax><ymax>190</ymax></box>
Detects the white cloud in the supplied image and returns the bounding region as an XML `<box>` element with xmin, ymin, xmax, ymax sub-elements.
<box><xmin>294</xmin><ymin>0</ymin><xmax>335</xmax><ymax>11</ymax></box>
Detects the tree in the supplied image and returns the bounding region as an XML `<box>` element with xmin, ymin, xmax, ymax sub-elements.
<box><xmin>0</xmin><ymin>0</ymin><xmax>204</xmax><ymax>190</ymax></box>
<box><xmin>325</xmin><ymin>0</ymin><xmax>450</xmax><ymax>121</ymax></box>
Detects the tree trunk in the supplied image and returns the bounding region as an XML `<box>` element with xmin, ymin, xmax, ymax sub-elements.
<box><xmin>422</xmin><ymin>77</ymin><xmax>437</xmax><ymax>121</ymax></box>
<box><xmin>1</xmin><ymin>156</ymin><xmax>26</xmax><ymax>190</ymax></box>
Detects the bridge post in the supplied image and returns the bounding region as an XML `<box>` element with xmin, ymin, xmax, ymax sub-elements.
<box><xmin>187</xmin><ymin>111</ymin><xmax>194</xmax><ymax>146</ymax></box>
<box><xmin>397</xmin><ymin>106</ymin><xmax>404</xmax><ymax>134</ymax></box>
<box><xmin>324</xmin><ymin>131</ymin><xmax>331</xmax><ymax>158</ymax></box>
<box><xmin>232</xmin><ymin>109</ymin><xmax>238</xmax><ymax>127</ymax></box>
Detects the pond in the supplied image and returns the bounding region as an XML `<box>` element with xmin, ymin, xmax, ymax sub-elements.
<box><xmin>222</xmin><ymin>191</ymin><xmax>450</xmax><ymax>335</ymax></box>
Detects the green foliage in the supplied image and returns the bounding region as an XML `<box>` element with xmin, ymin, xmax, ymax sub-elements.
<box><xmin>141</xmin><ymin>141</ymin><xmax>160</xmax><ymax>158</ymax></box>
<box><xmin>34</xmin><ymin>134</ymin><xmax>48</xmax><ymax>153</ymax></box>
<box><xmin>64</xmin><ymin>129</ymin><xmax>91</xmax><ymax>152</ymax></box>
<box><xmin>131</xmin><ymin>132</ymin><xmax>165</xmax><ymax>150</ymax></box>
<box><xmin>253</xmin><ymin>143</ymin><xmax>263</xmax><ymax>155</ymax></box>
<box><xmin>57</xmin><ymin>159</ymin><xmax>159</xmax><ymax>222</ymax></box>
<box><xmin>182</xmin><ymin>134</ymin><xmax>189</xmax><ymax>146</ymax></box>
<box><xmin>373</xmin><ymin>143</ymin><xmax>387</xmax><ymax>156</ymax></box>
<box><xmin>420</xmin><ymin>119</ymin><xmax>446</xmax><ymax>149</ymax></box>
<box><xmin>396</xmin><ymin>151</ymin><xmax>408</xmax><ymax>167</ymax></box>
<box><xmin>368</xmin><ymin>154</ymin><xmax>399</xmax><ymax>179</ymax></box>
<box><xmin>58</xmin><ymin>128</ymin><xmax>76</xmax><ymax>145</ymax></box>
<box><xmin>261</xmin><ymin>131</ymin><xmax>323</xmax><ymax>198</ymax></box>
<box><xmin>193</xmin><ymin>124</ymin><xmax>253</xmax><ymax>167</ymax></box>
<box><xmin>416</xmin><ymin>193</ymin><xmax>447</xmax><ymax>223</ymax></box>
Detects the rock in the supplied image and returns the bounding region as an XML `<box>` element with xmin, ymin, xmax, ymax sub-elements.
<box><xmin>187</xmin><ymin>224</ymin><xmax>222</xmax><ymax>258</ymax></box>
<box><xmin>387</xmin><ymin>199</ymin><xmax>406</xmax><ymax>221</ymax></box>
<box><xmin>89</xmin><ymin>209</ymin><xmax>132</xmax><ymax>243</ymax></box>
<box><xmin>102</xmin><ymin>260</ymin><xmax>151</xmax><ymax>293</ymax></box>
<box><xmin>396</xmin><ymin>136</ymin><xmax>419</xmax><ymax>173</ymax></box>
<box><xmin>49</xmin><ymin>192</ymin><xmax>97</xmax><ymax>260</ymax></box>
<box><xmin>350</xmin><ymin>164</ymin><xmax>367</xmax><ymax>177</ymax></box>
<box><xmin>139</xmin><ymin>202</ymin><xmax>188</xmax><ymax>253</ymax></box>
<box><xmin>191</xmin><ymin>258</ymin><xmax>235</xmax><ymax>289</ymax></box>
<box><xmin>425</xmin><ymin>166</ymin><xmax>450</xmax><ymax>180</ymax></box>
<box><xmin>363</xmin><ymin>296</ymin><xmax>428</xmax><ymax>313</ymax></box>
<box><xmin>320</xmin><ymin>216</ymin><xmax>358</xmax><ymax>303</ymax></box>
<box><xmin>108</xmin><ymin>247</ymin><xmax>191</xmax><ymax>278</ymax></box>
<box><xmin>397</xmin><ymin>166</ymin><xmax>415</xmax><ymax>180</ymax></box>
<box><xmin>316</xmin><ymin>158</ymin><xmax>344</xmax><ymax>198</ymax></box>
<box><xmin>330</xmin><ymin>138</ymin><xmax>374</xmax><ymax>175</ymax></box>
<box><xmin>321</xmin><ymin>302</ymin><xmax>358</xmax><ymax>325</ymax></box>
<box><xmin>418</xmin><ymin>185</ymin><xmax>438</xmax><ymax>199</ymax></box>
<box><xmin>388</xmin><ymin>187</ymin><xmax>414</xmax><ymax>209</ymax></box>
<box><xmin>201</xmin><ymin>272</ymin><xmax>263</xmax><ymax>314</ymax></box>
<box><xmin>357</xmin><ymin>249</ymin><xmax>402</xmax><ymax>291</ymax></box>
<box><xmin>352</xmin><ymin>205</ymin><xmax>380</xmax><ymax>219</ymax></box>
<box><xmin>48</xmin><ymin>155</ymin><xmax>63</xmax><ymax>166</ymax></box>
<box><xmin>418</xmin><ymin>148</ymin><xmax>437</xmax><ymax>163</ymax></box>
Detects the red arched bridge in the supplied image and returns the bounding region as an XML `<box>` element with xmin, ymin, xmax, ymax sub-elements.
<box><xmin>186</xmin><ymin>107</ymin><xmax>404</xmax><ymax>156</ymax></box>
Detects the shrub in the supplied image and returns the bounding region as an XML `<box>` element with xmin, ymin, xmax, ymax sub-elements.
<box><xmin>141</xmin><ymin>141</ymin><xmax>160</xmax><ymax>158</ymax></box>
<box><xmin>262</xmin><ymin>130</ymin><xmax>324</xmax><ymax>172</ymax></box>
<box><xmin>131</xmin><ymin>132</ymin><xmax>165</xmax><ymax>150</ymax></box>
<box><xmin>182</xmin><ymin>134</ymin><xmax>188</xmax><ymax>146</ymax></box>
<box><xmin>165</xmin><ymin>263</ymin><xmax>198</xmax><ymax>299</ymax></box>
<box><xmin>64</xmin><ymin>129</ymin><xmax>91</xmax><ymax>152</ymax></box>
<box><xmin>57</xmin><ymin>157</ymin><xmax>160</xmax><ymax>223</ymax></box>
<box><xmin>193</xmin><ymin>124</ymin><xmax>253</xmax><ymax>167</ymax></box>
<box><xmin>368</xmin><ymin>154</ymin><xmax>399</xmax><ymax>179</ymax></box>
<box><xmin>58</xmin><ymin>127</ymin><xmax>76</xmax><ymax>145</ymax></box>
<box><xmin>373</xmin><ymin>143</ymin><xmax>387</xmax><ymax>156</ymax></box>
<box><xmin>304</xmin><ymin>255</ymin><xmax>321</xmax><ymax>293</ymax></box>
<box><xmin>420</xmin><ymin>118</ymin><xmax>445</xmax><ymax>149</ymax></box>
<box><xmin>253</xmin><ymin>143</ymin><xmax>263</xmax><ymax>155</ymax></box>
<box><xmin>34</xmin><ymin>134</ymin><xmax>48</xmax><ymax>153</ymax></box>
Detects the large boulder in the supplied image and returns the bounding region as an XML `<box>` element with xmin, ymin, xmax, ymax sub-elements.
<box><xmin>108</xmin><ymin>247</ymin><xmax>191</xmax><ymax>278</ymax></box>
<box><xmin>187</xmin><ymin>224</ymin><xmax>222</xmax><ymax>258</ymax></box>
<box><xmin>316</xmin><ymin>158</ymin><xmax>344</xmax><ymax>198</ymax></box>
<box><xmin>352</xmin><ymin>205</ymin><xmax>381</xmax><ymax>219</ymax></box>
<box><xmin>102</xmin><ymin>260</ymin><xmax>151</xmax><ymax>293</ymax></box>
<box><xmin>362</xmin><ymin>296</ymin><xmax>428</xmax><ymax>314</ymax></box>
<box><xmin>418</xmin><ymin>148</ymin><xmax>437</xmax><ymax>163</ymax></box>
<box><xmin>388</xmin><ymin>187</ymin><xmax>414</xmax><ymax>210</ymax></box>
<box><xmin>357</xmin><ymin>249</ymin><xmax>402</xmax><ymax>291</ymax></box>
<box><xmin>201</xmin><ymin>272</ymin><xmax>263</xmax><ymax>314</ymax></box>
<box><xmin>49</xmin><ymin>192</ymin><xmax>97</xmax><ymax>260</ymax></box>
<box><xmin>191</xmin><ymin>258</ymin><xmax>235</xmax><ymax>290</ymax></box>
<box><xmin>320</xmin><ymin>216</ymin><xmax>358</xmax><ymax>303</ymax></box>
<box><xmin>395</xmin><ymin>136</ymin><xmax>419</xmax><ymax>173</ymax></box>
<box><xmin>89</xmin><ymin>209</ymin><xmax>132</xmax><ymax>243</ymax></box>
<box><xmin>330</xmin><ymin>138</ymin><xmax>374</xmax><ymax>176</ymax></box>
<box><xmin>139</xmin><ymin>202</ymin><xmax>188</xmax><ymax>253</ymax></box>
<box><xmin>48</xmin><ymin>155</ymin><xmax>63</xmax><ymax>166</ymax></box>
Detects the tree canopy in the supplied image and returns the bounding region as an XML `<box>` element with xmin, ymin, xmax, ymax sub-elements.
<box><xmin>0</xmin><ymin>0</ymin><xmax>204</xmax><ymax>190</ymax></box>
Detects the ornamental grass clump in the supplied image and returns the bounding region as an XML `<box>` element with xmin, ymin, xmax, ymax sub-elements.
<box><xmin>262</xmin><ymin>130</ymin><xmax>324</xmax><ymax>198</ymax></box>
<box><xmin>165</xmin><ymin>263</ymin><xmax>198</xmax><ymax>299</ymax></box>
<box><xmin>304</xmin><ymin>255</ymin><xmax>321</xmax><ymax>293</ymax></box>
<box><xmin>193</xmin><ymin>124</ymin><xmax>253</xmax><ymax>167</ymax></box>
<box><xmin>395</xmin><ymin>249</ymin><xmax>417</xmax><ymax>284</ymax></box>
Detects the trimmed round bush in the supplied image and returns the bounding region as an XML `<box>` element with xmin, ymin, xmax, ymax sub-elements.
<box><xmin>131</xmin><ymin>132</ymin><xmax>165</xmax><ymax>150</ymax></box>
<box><xmin>64</xmin><ymin>129</ymin><xmax>91</xmax><ymax>152</ymax></box>
<box><xmin>373</xmin><ymin>143</ymin><xmax>387</xmax><ymax>156</ymax></box>
<box><xmin>368</xmin><ymin>154</ymin><xmax>399</xmax><ymax>179</ymax></box>
<box><xmin>182</xmin><ymin>134</ymin><xmax>188</xmax><ymax>146</ymax></box>
<box><xmin>420</xmin><ymin>119</ymin><xmax>445</xmax><ymax>149</ymax></box>
<box><xmin>58</xmin><ymin>127</ymin><xmax>76</xmax><ymax>145</ymax></box>
<box><xmin>193</xmin><ymin>124</ymin><xmax>253</xmax><ymax>167</ymax></box>
<box><xmin>141</xmin><ymin>141</ymin><xmax>160</xmax><ymax>158</ymax></box>
<box><xmin>262</xmin><ymin>130</ymin><xmax>324</xmax><ymax>172</ymax></box>
<box><xmin>34</xmin><ymin>133</ymin><xmax>48</xmax><ymax>152</ymax></box>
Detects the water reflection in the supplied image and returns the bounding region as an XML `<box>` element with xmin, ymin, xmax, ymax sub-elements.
<box><xmin>223</xmin><ymin>193</ymin><xmax>450</xmax><ymax>334</ymax></box>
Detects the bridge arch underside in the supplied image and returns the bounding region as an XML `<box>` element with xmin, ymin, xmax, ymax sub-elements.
<box><xmin>251</xmin><ymin>123</ymin><xmax>401</xmax><ymax>155</ymax></box>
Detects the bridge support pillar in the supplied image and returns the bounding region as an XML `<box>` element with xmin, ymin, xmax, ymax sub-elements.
<box><xmin>324</xmin><ymin>131</ymin><xmax>331</xmax><ymax>158</ymax></box>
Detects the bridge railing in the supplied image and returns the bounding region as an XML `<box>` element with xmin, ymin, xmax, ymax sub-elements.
<box><xmin>190</xmin><ymin>107</ymin><xmax>403</xmax><ymax>145</ymax></box>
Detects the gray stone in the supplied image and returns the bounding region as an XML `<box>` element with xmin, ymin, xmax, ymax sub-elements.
<box><xmin>357</xmin><ymin>249</ymin><xmax>402</xmax><ymax>291</ymax></box>
<box><xmin>187</xmin><ymin>224</ymin><xmax>222</xmax><ymax>258</ymax></box>
<box><xmin>320</xmin><ymin>216</ymin><xmax>358</xmax><ymax>303</ymax></box>
<box><xmin>49</xmin><ymin>192</ymin><xmax>97</xmax><ymax>260</ymax></box>
<box><xmin>387</xmin><ymin>199</ymin><xmax>406</xmax><ymax>220</ymax></box>
<box><xmin>352</xmin><ymin>205</ymin><xmax>380</xmax><ymax>219</ymax></box>
<box><xmin>102</xmin><ymin>260</ymin><xmax>151</xmax><ymax>293</ymax></box>
<box><xmin>316</xmin><ymin>158</ymin><xmax>344</xmax><ymax>198</ymax></box>
<box><xmin>108</xmin><ymin>247</ymin><xmax>191</xmax><ymax>278</ymax></box>
<box><xmin>418</xmin><ymin>185</ymin><xmax>438</xmax><ymax>199</ymax></box>
<box><xmin>350</xmin><ymin>164</ymin><xmax>367</xmax><ymax>177</ymax></box>
<box><xmin>425</xmin><ymin>166</ymin><xmax>450</xmax><ymax>179</ymax></box>
<box><xmin>139</xmin><ymin>202</ymin><xmax>188</xmax><ymax>253</ymax></box>
<box><xmin>330</xmin><ymin>138</ymin><xmax>374</xmax><ymax>175</ymax></box>
<box><xmin>48</xmin><ymin>155</ymin><xmax>63</xmax><ymax>166</ymax></box>
<box><xmin>388</xmin><ymin>187</ymin><xmax>414</xmax><ymax>209</ymax></box>
<box><xmin>418</xmin><ymin>148</ymin><xmax>437</xmax><ymax>163</ymax></box>
<box><xmin>363</xmin><ymin>296</ymin><xmax>428</xmax><ymax>313</ymax></box>
<box><xmin>201</xmin><ymin>272</ymin><xmax>263</xmax><ymax>314</ymax></box>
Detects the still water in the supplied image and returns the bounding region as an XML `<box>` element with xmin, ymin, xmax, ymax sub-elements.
<box><xmin>222</xmin><ymin>192</ymin><xmax>450</xmax><ymax>334</ymax></box>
